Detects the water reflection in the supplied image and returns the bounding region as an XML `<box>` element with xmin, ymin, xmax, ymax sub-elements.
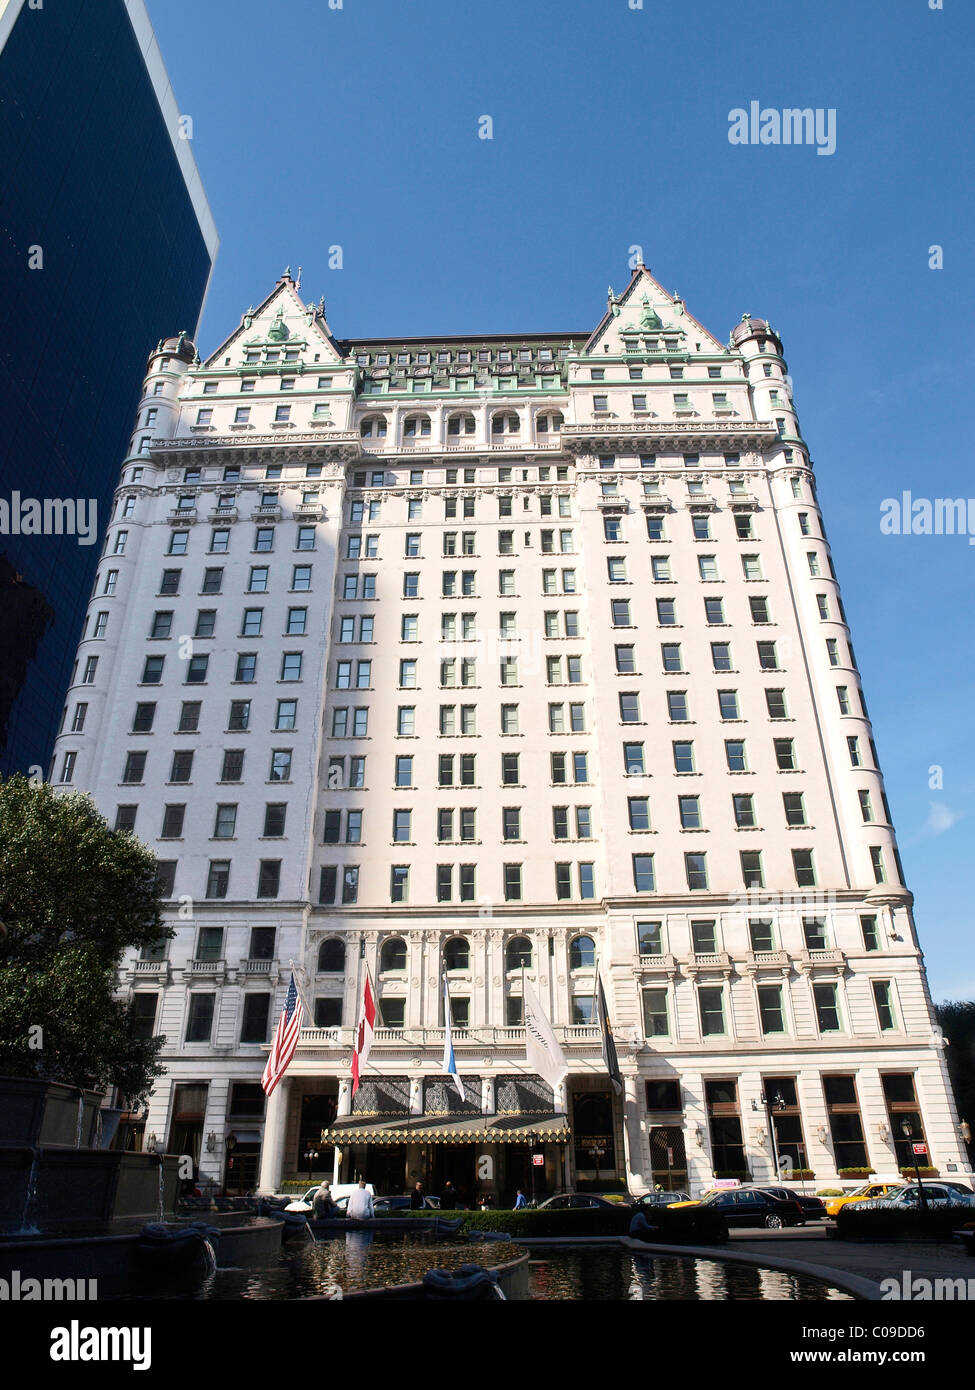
<box><xmin>525</xmin><ymin>1253</ymin><xmax>853</xmax><ymax>1302</ymax></box>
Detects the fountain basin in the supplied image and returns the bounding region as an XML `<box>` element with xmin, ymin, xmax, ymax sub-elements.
<box><xmin>0</xmin><ymin>1148</ymin><xmax>182</xmax><ymax>1233</ymax></box>
<box><xmin>0</xmin><ymin>1077</ymin><xmax>103</xmax><ymax>1147</ymax></box>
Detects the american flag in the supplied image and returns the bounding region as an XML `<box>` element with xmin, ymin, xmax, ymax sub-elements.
<box><xmin>262</xmin><ymin>972</ymin><xmax>304</xmax><ymax>1096</ymax></box>
<box><xmin>351</xmin><ymin>973</ymin><xmax>377</xmax><ymax>1097</ymax></box>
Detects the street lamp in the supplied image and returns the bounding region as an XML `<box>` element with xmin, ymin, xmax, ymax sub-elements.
<box><xmin>900</xmin><ymin>1119</ymin><xmax>929</xmax><ymax>1219</ymax></box>
<box><xmin>304</xmin><ymin>1148</ymin><xmax>320</xmax><ymax>1182</ymax></box>
<box><xmin>754</xmin><ymin>1092</ymin><xmax>786</xmax><ymax>1182</ymax></box>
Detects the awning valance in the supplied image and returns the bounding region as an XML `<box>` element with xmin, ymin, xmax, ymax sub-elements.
<box><xmin>321</xmin><ymin>1114</ymin><xmax>570</xmax><ymax>1146</ymax></box>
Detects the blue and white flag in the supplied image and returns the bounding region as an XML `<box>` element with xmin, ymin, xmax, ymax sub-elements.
<box><xmin>442</xmin><ymin>979</ymin><xmax>464</xmax><ymax>1100</ymax></box>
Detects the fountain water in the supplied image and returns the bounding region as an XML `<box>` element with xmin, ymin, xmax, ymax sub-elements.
<box><xmin>156</xmin><ymin>1160</ymin><xmax>164</xmax><ymax>1222</ymax></box>
<box><xmin>17</xmin><ymin>1151</ymin><xmax>40</xmax><ymax>1235</ymax></box>
<box><xmin>74</xmin><ymin>1094</ymin><xmax>84</xmax><ymax>1149</ymax></box>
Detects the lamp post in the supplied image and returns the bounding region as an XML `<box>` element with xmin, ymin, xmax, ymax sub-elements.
<box><xmin>900</xmin><ymin>1119</ymin><xmax>929</xmax><ymax>1219</ymax></box>
<box><xmin>753</xmin><ymin>1092</ymin><xmax>786</xmax><ymax>1182</ymax></box>
<box><xmin>304</xmin><ymin>1148</ymin><xmax>320</xmax><ymax>1182</ymax></box>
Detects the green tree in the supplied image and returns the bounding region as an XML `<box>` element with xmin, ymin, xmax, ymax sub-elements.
<box><xmin>936</xmin><ymin>999</ymin><xmax>975</xmax><ymax>1160</ymax></box>
<box><xmin>0</xmin><ymin>775</ymin><xmax>171</xmax><ymax>1101</ymax></box>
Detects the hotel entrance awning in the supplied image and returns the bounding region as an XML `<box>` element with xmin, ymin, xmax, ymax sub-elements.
<box><xmin>321</xmin><ymin>1114</ymin><xmax>570</xmax><ymax>1146</ymax></box>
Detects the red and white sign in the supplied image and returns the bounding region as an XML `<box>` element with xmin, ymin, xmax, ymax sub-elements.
<box><xmin>532</xmin><ymin>1154</ymin><xmax>545</xmax><ymax>1167</ymax></box>
<box><xmin>912</xmin><ymin>1143</ymin><xmax>928</xmax><ymax>1156</ymax></box>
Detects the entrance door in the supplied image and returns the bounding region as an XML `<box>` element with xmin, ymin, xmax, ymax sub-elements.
<box><xmin>367</xmin><ymin>1145</ymin><xmax>407</xmax><ymax>1198</ymax></box>
<box><xmin>572</xmin><ymin>1091</ymin><xmax>617</xmax><ymax>1189</ymax></box>
<box><xmin>649</xmin><ymin>1126</ymin><xmax>688</xmax><ymax>1191</ymax></box>
<box><xmin>431</xmin><ymin>1145</ymin><xmax>477</xmax><ymax>1206</ymax></box>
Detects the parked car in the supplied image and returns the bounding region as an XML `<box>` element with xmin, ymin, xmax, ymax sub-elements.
<box><xmin>631</xmin><ymin>1191</ymin><xmax>691</xmax><ymax>1210</ymax></box>
<box><xmin>373</xmin><ymin>1195</ymin><xmax>440</xmax><ymax>1213</ymax></box>
<box><xmin>697</xmin><ymin>1188</ymin><xmax>804</xmax><ymax>1228</ymax></box>
<box><xmin>537</xmin><ymin>1193</ymin><xmax>618</xmax><ymax>1210</ymax></box>
<box><xmin>283</xmin><ymin>1182</ymin><xmax>376</xmax><ymax>1214</ymax></box>
<box><xmin>748</xmin><ymin>1186</ymin><xmax>827</xmax><ymax>1221</ymax></box>
<box><xmin>855</xmin><ymin>1183</ymin><xmax>975</xmax><ymax>1212</ymax></box>
<box><xmin>823</xmin><ymin>1182</ymin><xmax>905</xmax><ymax>1218</ymax></box>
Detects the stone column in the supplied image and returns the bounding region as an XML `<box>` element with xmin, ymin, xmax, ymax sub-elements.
<box><xmin>257</xmin><ymin>1078</ymin><xmax>291</xmax><ymax>1193</ymax></box>
<box><xmin>622</xmin><ymin>1073</ymin><xmax>645</xmax><ymax>1194</ymax></box>
<box><xmin>337</xmin><ymin>1077</ymin><xmax>352</xmax><ymax>1118</ymax></box>
<box><xmin>481</xmin><ymin>1077</ymin><xmax>495</xmax><ymax>1116</ymax></box>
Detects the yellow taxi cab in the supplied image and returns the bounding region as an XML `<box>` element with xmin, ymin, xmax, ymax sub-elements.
<box><xmin>824</xmin><ymin>1181</ymin><xmax>905</xmax><ymax>1218</ymax></box>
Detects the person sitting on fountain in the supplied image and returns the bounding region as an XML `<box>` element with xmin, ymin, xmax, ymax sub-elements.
<box><xmin>346</xmin><ymin>1179</ymin><xmax>375</xmax><ymax>1220</ymax></box>
<box><xmin>312</xmin><ymin>1180</ymin><xmax>336</xmax><ymax>1219</ymax></box>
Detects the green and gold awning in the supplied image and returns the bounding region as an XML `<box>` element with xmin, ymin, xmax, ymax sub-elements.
<box><xmin>321</xmin><ymin>1114</ymin><xmax>569</xmax><ymax>1146</ymax></box>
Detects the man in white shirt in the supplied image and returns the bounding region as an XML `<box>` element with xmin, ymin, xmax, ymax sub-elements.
<box><xmin>346</xmin><ymin>1179</ymin><xmax>375</xmax><ymax>1220</ymax></box>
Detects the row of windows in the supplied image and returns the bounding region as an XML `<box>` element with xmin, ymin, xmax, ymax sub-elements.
<box><xmin>637</xmin><ymin>915</ymin><xmax>885</xmax><ymax>958</ymax></box>
<box><xmin>641</xmin><ymin>977</ymin><xmax>899</xmax><ymax>1041</ymax></box>
<box><xmin>161</xmin><ymin>974</ymin><xmax>899</xmax><ymax>1046</ymax></box>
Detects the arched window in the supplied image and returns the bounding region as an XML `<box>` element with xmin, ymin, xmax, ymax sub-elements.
<box><xmin>536</xmin><ymin>412</ymin><xmax>563</xmax><ymax>435</ymax></box>
<box><xmin>403</xmin><ymin>414</ymin><xmax>431</xmax><ymax>440</ymax></box>
<box><xmin>317</xmin><ymin>938</ymin><xmax>345</xmax><ymax>974</ymax></box>
<box><xmin>505</xmin><ymin>936</ymin><xmax>533</xmax><ymax>971</ymax></box>
<box><xmin>380</xmin><ymin>936</ymin><xmax>407</xmax><ymax>972</ymax></box>
<box><xmin>447</xmin><ymin>412</ymin><xmax>475</xmax><ymax>438</ymax></box>
<box><xmin>569</xmin><ymin>935</ymin><xmax>596</xmax><ymax>970</ymax></box>
<box><xmin>360</xmin><ymin>415</ymin><xmax>387</xmax><ymax>439</ymax></box>
<box><xmin>491</xmin><ymin>412</ymin><xmax>520</xmax><ymax>436</ymax></box>
<box><xmin>443</xmin><ymin>936</ymin><xmax>470</xmax><ymax>971</ymax></box>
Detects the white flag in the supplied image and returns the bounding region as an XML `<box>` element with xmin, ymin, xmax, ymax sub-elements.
<box><xmin>442</xmin><ymin>979</ymin><xmax>464</xmax><ymax>1100</ymax></box>
<box><xmin>523</xmin><ymin>976</ymin><xmax>568</xmax><ymax>1096</ymax></box>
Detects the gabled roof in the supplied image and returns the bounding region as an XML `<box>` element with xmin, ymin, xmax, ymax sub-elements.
<box><xmin>584</xmin><ymin>263</ymin><xmax>726</xmax><ymax>356</ymax></box>
<box><xmin>200</xmin><ymin>271</ymin><xmax>346</xmax><ymax>368</ymax></box>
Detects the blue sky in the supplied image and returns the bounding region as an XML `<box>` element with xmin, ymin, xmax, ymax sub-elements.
<box><xmin>148</xmin><ymin>0</ymin><xmax>973</xmax><ymax>999</ymax></box>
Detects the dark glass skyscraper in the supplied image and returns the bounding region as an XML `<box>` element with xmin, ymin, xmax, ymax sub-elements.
<box><xmin>0</xmin><ymin>0</ymin><xmax>217</xmax><ymax>776</ymax></box>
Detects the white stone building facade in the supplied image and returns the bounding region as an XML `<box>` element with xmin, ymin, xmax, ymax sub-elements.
<box><xmin>50</xmin><ymin>265</ymin><xmax>970</xmax><ymax>1200</ymax></box>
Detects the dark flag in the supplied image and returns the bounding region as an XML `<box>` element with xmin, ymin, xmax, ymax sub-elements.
<box><xmin>596</xmin><ymin>974</ymin><xmax>622</xmax><ymax>1096</ymax></box>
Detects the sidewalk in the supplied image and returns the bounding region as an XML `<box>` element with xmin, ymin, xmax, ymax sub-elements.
<box><xmin>728</xmin><ymin>1226</ymin><xmax>974</xmax><ymax>1294</ymax></box>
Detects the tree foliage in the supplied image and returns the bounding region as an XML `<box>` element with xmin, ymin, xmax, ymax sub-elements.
<box><xmin>0</xmin><ymin>776</ymin><xmax>171</xmax><ymax>1100</ymax></box>
<box><xmin>936</xmin><ymin>999</ymin><xmax>975</xmax><ymax>1155</ymax></box>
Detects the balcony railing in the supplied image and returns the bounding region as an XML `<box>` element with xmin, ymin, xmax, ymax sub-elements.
<box><xmin>296</xmin><ymin>1024</ymin><xmax>601</xmax><ymax>1050</ymax></box>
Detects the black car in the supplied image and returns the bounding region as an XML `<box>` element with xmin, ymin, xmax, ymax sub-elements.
<box><xmin>373</xmin><ymin>1195</ymin><xmax>440</xmax><ymax>1213</ymax></box>
<box><xmin>632</xmin><ymin>1191</ymin><xmax>691</xmax><ymax>1210</ymax></box>
<box><xmin>698</xmin><ymin>1188</ymin><xmax>804</xmax><ymax>1228</ymax></box>
<box><xmin>750</xmin><ymin>1186</ymin><xmax>826</xmax><ymax>1220</ymax></box>
<box><xmin>537</xmin><ymin>1193</ymin><xmax>618</xmax><ymax>1210</ymax></box>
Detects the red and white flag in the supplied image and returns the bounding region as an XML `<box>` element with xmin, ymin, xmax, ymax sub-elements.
<box><xmin>262</xmin><ymin>971</ymin><xmax>304</xmax><ymax>1097</ymax></box>
<box><xmin>351</xmin><ymin>973</ymin><xmax>377</xmax><ymax>1096</ymax></box>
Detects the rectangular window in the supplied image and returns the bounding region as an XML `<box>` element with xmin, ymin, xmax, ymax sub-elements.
<box><xmin>814</xmin><ymin>983</ymin><xmax>841</xmax><ymax>1033</ymax></box>
<box><xmin>873</xmin><ymin>981</ymin><xmax>896</xmax><ymax>1031</ymax></box>
<box><xmin>861</xmin><ymin>915</ymin><xmax>881</xmax><ymax>951</ymax></box>
<box><xmin>632</xmin><ymin>854</ymin><xmax>655</xmax><ymax>892</ymax></box>
<box><xmin>758</xmin><ymin>985</ymin><xmax>786</xmax><ymax>1035</ymax></box>
<box><xmin>684</xmin><ymin>853</ymin><xmax>708</xmax><ymax>890</ymax></box>
<box><xmin>698</xmin><ymin>987</ymin><xmax>726</xmax><ymax>1037</ymax></box>
<box><xmin>642</xmin><ymin>989</ymin><xmax>670</xmax><ymax>1038</ymax></box>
